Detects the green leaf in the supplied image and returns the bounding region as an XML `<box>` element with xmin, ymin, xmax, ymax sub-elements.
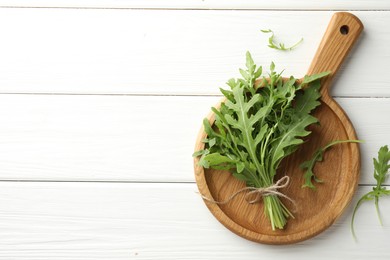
<box><xmin>294</xmin><ymin>80</ymin><xmax>322</xmax><ymax>116</ymax></box>
<box><xmin>261</xmin><ymin>29</ymin><xmax>303</xmax><ymax>51</ymax></box>
<box><xmin>214</xmin><ymin>120</ymin><xmax>226</xmax><ymax>138</ymax></box>
<box><xmin>219</xmin><ymin>88</ymin><xmax>233</xmax><ymax>101</ymax></box>
<box><xmin>203</xmin><ymin>118</ymin><xmax>215</xmax><ymax>137</ymax></box>
<box><xmin>192</xmin><ymin>149</ymin><xmax>207</xmax><ymax>157</ymax></box>
<box><xmin>301</xmin><ymin>71</ymin><xmax>331</xmax><ymax>85</ymax></box>
<box><xmin>373</xmin><ymin>145</ymin><xmax>390</xmax><ymax>186</ymax></box>
<box><xmin>202</xmin><ymin>153</ymin><xmax>237</xmax><ymax>167</ymax></box>
<box><xmin>270</xmin><ymin>61</ymin><xmax>275</xmax><ymax>71</ymax></box>
<box><xmin>351</xmin><ymin>145</ymin><xmax>390</xmax><ymax>239</ymax></box>
<box><xmin>253</xmin><ymin>124</ymin><xmax>269</xmax><ymax>147</ymax></box>
<box><xmin>301</xmin><ymin>140</ymin><xmax>362</xmax><ymax>190</ymax></box>
<box><xmin>254</xmin><ymin>66</ymin><xmax>262</xmax><ymax>78</ymax></box>
<box><xmin>209</xmin><ymin>138</ymin><xmax>216</xmax><ymax>148</ymax></box>
<box><xmin>236</xmin><ymin>162</ymin><xmax>245</xmax><ymax>173</ymax></box>
<box><xmin>270</xmin><ymin>114</ymin><xmax>318</xmax><ymax>171</ymax></box>
<box><xmin>302</xmin><ymin>168</ymin><xmax>317</xmax><ymax>190</ymax></box>
<box><xmin>245</xmin><ymin>51</ymin><xmax>255</xmax><ymax>70</ymax></box>
<box><xmin>226</xmin><ymin>78</ymin><xmax>236</xmax><ymax>89</ymax></box>
<box><xmin>239</xmin><ymin>68</ymin><xmax>249</xmax><ymax>80</ymax></box>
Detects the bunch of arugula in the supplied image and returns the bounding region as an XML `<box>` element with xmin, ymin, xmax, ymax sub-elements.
<box><xmin>351</xmin><ymin>145</ymin><xmax>390</xmax><ymax>239</ymax></box>
<box><xmin>194</xmin><ymin>52</ymin><xmax>329</xmax><ymax>230</ymax></box>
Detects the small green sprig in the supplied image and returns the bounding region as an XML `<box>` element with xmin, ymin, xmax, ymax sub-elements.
<box><xmin>300</xmin><ymin>140</ymin><xmax>363</xmax><ymax>189</ymax></box>
<box><xmin>351</xmin><ymin>145</ymin><xmax>390</xmax><ymax>239</ymax></box>
<box><xmin>261</xmin><ymin>29</ymin><xmax>303</xmax><ymax>51</ymax></box>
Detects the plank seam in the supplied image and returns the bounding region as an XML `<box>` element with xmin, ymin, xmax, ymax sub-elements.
<box><xmin>0</xmin><ymin>93</ymin><xmax>389</xmax><ymax>98</ymax></box>
<box><xmin>0</xmin><ymin>180</ymin><xmax>383</xmax><ymax>186</ymax></box>
<box><xmin>0</xmin><ymin>6</ymin><xmax>388</xmax><ymax>11</ymax></box>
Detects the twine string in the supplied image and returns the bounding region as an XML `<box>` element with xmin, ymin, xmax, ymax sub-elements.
<box><xmin>201</xmin><ymin>176</ymin><xmax>296</xmax><ymax>210</ymax></box>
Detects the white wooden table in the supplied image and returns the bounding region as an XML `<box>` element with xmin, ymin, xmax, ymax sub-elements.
<box><xmin>0</xmin><ymin>1</ymin><xmax>389</xmax><ymax>259</ymax></box>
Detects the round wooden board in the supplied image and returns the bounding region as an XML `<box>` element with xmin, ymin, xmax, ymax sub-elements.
<box><xmin>193</xmin><ymin>12</ymin><xmax>363</xmax><ymax>245</ymax></box>
<box><xmin>194</xmin><ymin>100</ymin><xmax>360</xmax><ymax>244</ymax></box>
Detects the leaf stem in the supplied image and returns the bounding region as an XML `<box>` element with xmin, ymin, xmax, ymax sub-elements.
<box><xmin>374</xmin><ymin>195</ymin><xmax>383</xmax><ymax>226</ymax></box>
<box><xmin>351</xmin><ymin>194</ymin><xmax>368</xmax><ymax>240</ymax></box>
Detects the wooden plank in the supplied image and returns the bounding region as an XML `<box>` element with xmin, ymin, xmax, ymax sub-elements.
<box><xmin>0</xmin><ymin>94</ymin><xmax>387</xmax><ymax>185</ymax></box>
<box><xmin>0</xmin><ymin>182</ymin><xmax>388</xmax><ymax>259</ymax></box>
<box><xmin>0</xmin><ymin>9</ymin><xmax>388</xmax><ymax>96</ymax></box>
<box><xmin>0</xmin><ymin>95</ymin><xmax>215</xmax><ymax>182</ymax></box>
<box><xmin>0</xmin><ymin>0</ymin><xmax>389</xmax><ymax>10</ymax></box>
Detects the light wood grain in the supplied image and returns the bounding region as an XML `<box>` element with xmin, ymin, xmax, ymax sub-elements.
<box><xmin>0</xmin><ymin>0</ymin><xmax>389</xmax><ymax>10</ymax></box>
<box><xmin>0</xmin><ymin>95</ymin><xmax>387</xmax><ymax>184</ymax></box>
<box><xmin>0</xmin><ymin>9</ymin><xmax>388</xmax><ymax>96</ymax></box>
<box><xmin>0</xmin><ymin>182</ymin><xmax>388</xmax><ymax>259</ymax></box>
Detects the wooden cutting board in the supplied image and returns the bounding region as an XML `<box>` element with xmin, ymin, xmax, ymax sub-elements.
<box><xmin>194</xmin><ymin>12</ymin><xmax>363</xmax><ymax>244</ymax></box>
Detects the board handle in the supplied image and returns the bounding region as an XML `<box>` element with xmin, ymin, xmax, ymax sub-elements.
<box><xmin>306</xmin><ymin>12</ymin><xmax>363</xmax><ymax>96</ymax></box>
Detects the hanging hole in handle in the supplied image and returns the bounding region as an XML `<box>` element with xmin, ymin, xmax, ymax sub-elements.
<box><xmin>340</xmin><ymin>25</ymin><xmax>349</xmax><ymax>35</ymax></box>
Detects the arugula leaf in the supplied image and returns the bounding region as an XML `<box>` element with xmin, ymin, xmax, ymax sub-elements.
<box><xmin>200</xmin><ymin>152</ymin><xmax>238</xmax><ymax>170</ymax></box>
<box><xmin>300</xmin><ymin>140</ymin><xmax>363</xmax><ymax>190</ymax></box>
<box><xmin>270</xmin><ymin>114</ymin><xmax>318</xmax><ymax>177</ymax></box>
<box><xmin>351</xmin><ymin>145</ymin><xmax>390</xmax><ymax>239</ymax></box>
<box><xmin>193</xmin><ymin>51</ymin><xmax>329</xmax><ymax>230</ymax></box>
<box><xmin>261</xmin><ymin>29</ymin><xmax>303</xmax><ymax>51</ymax></box>
<box><xmin>294</xmin><ymin>80</ymin><xmax>322</xmax><ymax>115</ymax></box>
<box><xmin>301</xmin><ymin>71</ymin><xmax>331</xmax><ymax>85</ymax></box>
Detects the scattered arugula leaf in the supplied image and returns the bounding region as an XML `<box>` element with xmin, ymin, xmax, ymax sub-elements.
<box><xmin>351</xmin><ymin>145</ymin><xmax>390</xmax><ymax>239</ymax></box>
<box><xmin>261</xmin><ymin>29</ymin><xmax>303</xmax><ymax>51</ymax></box>
<box><xmin>300</xmin><ymin>140</ymin><xmax>363</xmax><ymax>189</ymax></box>
<box><xmin>193</xmin><ymin>51</ymin><xmax>330</xmax><ymax>230</ymax></box>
